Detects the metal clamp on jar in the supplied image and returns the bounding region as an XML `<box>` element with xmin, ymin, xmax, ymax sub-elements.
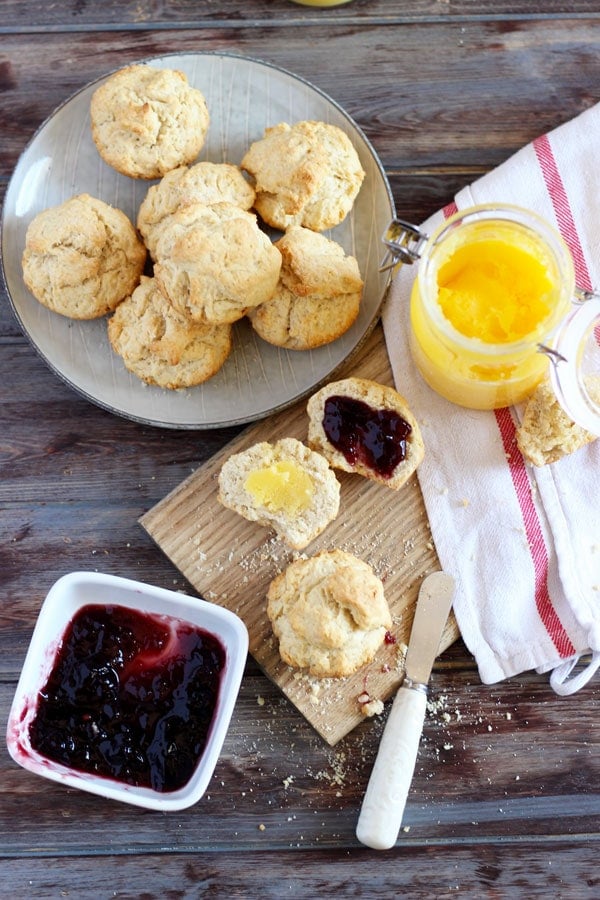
<box><xmin>382</xmin><ymin>203</ymin><xmax>600</xmax><ymax>434</ymax></box>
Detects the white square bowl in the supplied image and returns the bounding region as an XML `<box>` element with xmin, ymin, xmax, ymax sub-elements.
<box><xmin>6</xmin><ymin>571</ymin><xmax>248</xmax><ymax>811</ymax></box>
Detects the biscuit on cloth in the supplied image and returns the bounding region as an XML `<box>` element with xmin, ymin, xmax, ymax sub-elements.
<box><xmin>307</xmin><ymin>377</ymin><xmax>425</xmax><ymax>490</ymax></box>
<box><xmin>107</xmin><ymin>276</ymin><xmax>232</xmax><ymax>389</ymax></box>
<box><xmin>266</xmin><ymin>549</ymin><xmax>392</xmax><ymax>678</ymax></box>
<box><xmin>21</xmin><ymin>193</ymin><xmax>146</xmax><ymax>319</ymax></box>
<box><xmin>137</xmin><ymin>162</ymin><xmax>256</xmax><ymax>259</ymax></box>
<box><xmin>217</xmin><ymin>437</ymin><xmax>340</xmax><ymax>550</ymax></box>
<box><xmin>241</xmin><ymin>120</ymin><xmax>365</xmax><ymax>231</ymax></box>
<box><xmin>90</xmin><ymin>64</ymin><xmax>210</xmax><ymax>179</ymax></box>
<box><xmin>153</xmin><ymin>201</ymin><xmax>282</xmax><ymax>325</ymax></box>
<box><xmin>248</xmin><ymin>226</ymin><xmax>363</xmax><ymax>350</ymax></box>
<box><xmin>516</xmin><ymin>377</ymin><xmax>600</xmax><ymax>466</ymax></box>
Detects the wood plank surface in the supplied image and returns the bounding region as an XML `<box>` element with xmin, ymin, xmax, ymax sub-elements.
<box><xmin>140</xmin><ymin>325</ymin><xmax>459</xmax><ymax>745</ymax></box>
<box><xmin>2</xmin><ymin>0</ymin><xmax>600</xmax><ymax>29</ymax></box>
<box><xmin>3</xmin><ymin>20</ymin><xmax>600</xmax><ymax>176</ymax></box>
<box><xmin>2</xmin><ymin>842</ymin><xmax>600</xmax><ymax>899</ymax></box>
<box><xmin>2</xmin><ymin>3</ymin><xmax>600</xmax><ymax>896</ymax></box>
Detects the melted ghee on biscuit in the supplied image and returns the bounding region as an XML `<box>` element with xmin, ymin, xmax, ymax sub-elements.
<box><xmin>244</xmin><ymin>460</ymin><xmax>314</xmax><ymax>514</ymax></box>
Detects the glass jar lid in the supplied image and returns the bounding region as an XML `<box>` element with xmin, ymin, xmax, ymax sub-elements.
<box><xmin>548</xmin><ymin>294</ymin><xmax>600</xmax><ymax>437</ymax></box>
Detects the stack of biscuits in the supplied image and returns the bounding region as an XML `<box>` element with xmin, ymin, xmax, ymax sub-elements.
<box><xmin>21</xmin><ymin>63</ymin><xmax>367</xmax><ymax>390</ymax></box>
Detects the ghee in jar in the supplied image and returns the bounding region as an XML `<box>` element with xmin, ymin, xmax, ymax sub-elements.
<box><xmin>409</xmin><ymin>204</ymin><xmax>575</xmax><ymax>409</ymax></box>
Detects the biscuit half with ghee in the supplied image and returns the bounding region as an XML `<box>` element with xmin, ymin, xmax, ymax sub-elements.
<box><xmin>217</xmin><ymin>437</ymin><xmax>340</xmax><ymax>550</ymax></box>
<box><xmin>266</xmin><ymin>549</ymin><xmax>392</xmax><ymax>678</ymax></box>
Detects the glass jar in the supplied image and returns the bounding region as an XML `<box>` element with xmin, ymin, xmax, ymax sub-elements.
<box><xmin>397</xmin><ymin>204</ymin><xmax>576</xmax><ymax>410</ymax></box>
<box><xmin>547</xmin><ymin>298</ymin><xmax>600</xmax><ymax>436</ymax></box>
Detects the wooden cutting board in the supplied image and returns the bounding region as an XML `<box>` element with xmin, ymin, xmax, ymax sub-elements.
<box><xmin>139</xmin><ymin>324</ymin><xmax>459</xmax><ymax>745</ymax></box>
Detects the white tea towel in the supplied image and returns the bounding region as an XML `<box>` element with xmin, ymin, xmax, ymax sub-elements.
<box><xmin>382</xmin><ymin>103</ymin><xmax>600</xmax><ymax>694</ymax></box>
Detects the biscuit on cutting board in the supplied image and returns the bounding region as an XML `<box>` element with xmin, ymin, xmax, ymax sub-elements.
<box><xmin>307</xmin><ymin>377</ymin><xmax>425</xmax><ymax>490</ymax></box>
<box><xmin>217</xmin><ymin>437</ymin><xmax>340</xmax><ymax>550</ymax></box>
<box><xmin>266</xmin><ymin>549</ymin><xmax>392</xmax><ymax>678</ymax></box>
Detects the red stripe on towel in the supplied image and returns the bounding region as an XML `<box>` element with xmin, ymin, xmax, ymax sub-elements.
<box><xmin>443</xmin><ymin>201</ymin><xmax>458</xmax><ymax>218</ymax></box>
<box><xmin>494</xmin><ymin>408</ymin><xmax>576</xmax><ymax>657</ymax></box>
<box><xmin>533</xmin><ymin>133</ymin><xmax>593</xmax><ymax>291</ymax></box>
<box><xmin>536</xmin><ymin>135</ymin><xmax>600</xmax><ymax>351</ymax></box>
<box><xmin>501</xmin><ymin>136</ymin><xmax>579</xmax><ymax>657</ymax></box>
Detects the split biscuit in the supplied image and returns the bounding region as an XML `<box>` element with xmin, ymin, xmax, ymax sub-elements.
<box><xmin>516</xmin><ymin>377</ymin><xmax>600</xmax><ymax>466</ymax></box>
<box><xmin>137</xmin><ymin>162</ymin><xmax>256</xmax><ymax>259</ymax></box>
<box><xmin>307</xmin><ymin>377</ymin><xmax>425</xmax><ymax>490</ymax></box>
<box><xmin>248</xmin><ymin>226</ymin><xmax>363</xmax><ymax>350</ymax></box>
<box><xmin>153</xmin><ymin>201</ymin><xmax>281</xmax><ymax>325</ymax></box>
<box><xmin>217</xmin><ymin>437</ymin><xmax>340</xmax><ymax>550</ymax></box>
<box><xmin>266</xmin><ymin>549</ymin><xmax>392</xmax><ymax>678</ymax></box>
<box><xmin>90</xmin><ymin>64</ymin><xmax>210</xmax><ymax>179</ymax></box>
<box><xmin>241</xmin><ymin>120</ymin><xmax>365</xmax><ymax>231</ymax></box>
<box><xmin>21</xmin><ymin>193</ymin><xmax>146</xmax><ymax>320</ymax></box>
<box><xmin>107</xmin><ymin>276</ymin><xmax>232</xmax><ymax>389</ymax></box>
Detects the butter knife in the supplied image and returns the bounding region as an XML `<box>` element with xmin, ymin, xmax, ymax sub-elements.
<box><xmin>356</xmin><ymin>571</ymin><xmax>455</xmax><ymax>850</ymax></box>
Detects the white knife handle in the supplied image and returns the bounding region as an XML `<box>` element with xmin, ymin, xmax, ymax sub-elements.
<box><xmin>356</xmin><ymin>682</ymin><xmax>427</xmax><ymax>850</ymax></box>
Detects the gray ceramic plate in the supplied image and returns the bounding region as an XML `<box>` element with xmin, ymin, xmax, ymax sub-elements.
<box><xmin>1</xmin><ymin>52</ymin><xmax>394</xmax><ymax>429</ymax></box>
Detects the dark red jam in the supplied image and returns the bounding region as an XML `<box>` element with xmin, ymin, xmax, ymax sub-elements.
<box><xmin>322</xmin><ymin>395</ymin><xmax>412</xmax><ymax>478</ymax></box>
<box><xmin>28</xmin><ymin>604</ymin><xmax>226</xmax><ymax>793</ymax></box>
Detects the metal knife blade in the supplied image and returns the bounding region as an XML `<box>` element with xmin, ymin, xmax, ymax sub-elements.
<box><xmin>404</xmin><ymin>571</ymin><xmax>455</xmax><ymax>686</ymax></box>
<box><xmin>356</xmin><ymin>571</ymin><xmax>455</xmax><ymax>850</ymax></box>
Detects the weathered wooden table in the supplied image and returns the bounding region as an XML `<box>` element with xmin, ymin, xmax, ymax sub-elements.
<box><xmin>1</xmin><ymin>2</ymin><xmax>599</xmax><ymax>896</ymax></box>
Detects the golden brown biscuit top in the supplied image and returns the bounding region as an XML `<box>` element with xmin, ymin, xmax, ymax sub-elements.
<box><xmin>137</xmin><ymin>162</ymin><xmax>256</xmax><ymax>257</ymax></box>
<box><xmin>266</xmin><ymin>549</ymin><xmax>391</xmax><ymax>678</ymax></box>
<box><xmin>276</xmin><ymin>226</ymin><xmax>363</xmax><ymax>298</ymax></box>
<box><xmin>241</xmin><ymin>120</ymin><xmax>365</xmax><ymax>231</ymax></box>
<box><xmin>90</xmin><ymin>65</ymin><xmax>210</xmax><ymax>179</ymax></box>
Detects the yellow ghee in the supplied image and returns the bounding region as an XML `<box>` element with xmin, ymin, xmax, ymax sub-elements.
<box><xmin>409</xmin><ymin>205</ymin><xmax>574</xmax><ymax>409</ymax></box>
<box><xmin>244</xmin><ymin>460</ymin><xmax>314</xmax><ymax>514</ymax></box>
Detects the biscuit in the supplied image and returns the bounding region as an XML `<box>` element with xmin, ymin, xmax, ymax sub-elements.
<box><xmin>516</xmin><ymin>377</ymin><xmax>600</xmax><ymax>466</ymax></box>
<box><xmin>90</xmin><ymin>64</ymin><xmax>210</xmax><ymax>179</ymax></box>
<box><xmin>137</xmin><ymin>162</ymin><xmax>256</xmax><ymax>259</ymax></box>
<box><xmin>266</xmin><ymin>549</ymin><xmax>392</xmax><ymax>678</ymax></box>
<box><xmin>217</xmin><ymin>437</ymin><xmax>340</xmax><ymax>550</ymax></box>
<box><xmin>307</xmin><ymin>377</ymin><xmax>425</xmax><ymax>490</ymax></box>
<box><xmin>21</xmin><ymin>193</ymin><xmax>146</xmax><ymax>320</ymax></box>
<box><xmin>241</xmin><ymin>120</ymin><xmax>365</xmax><ymax>231</ymax></box>
<box><xmin>248</xmin><ymin>226</ymin><xmax>363</xmax><ymax>350</ymax></box>
<box><xmin>107</xmin><ymin>276</ymin><xmax>232</xmax><ymax>389</ymax></box>
<box><xmin>154</xmin><ymin>201</ymin><xmax>282</xmax><ymax>325</ymax></box>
